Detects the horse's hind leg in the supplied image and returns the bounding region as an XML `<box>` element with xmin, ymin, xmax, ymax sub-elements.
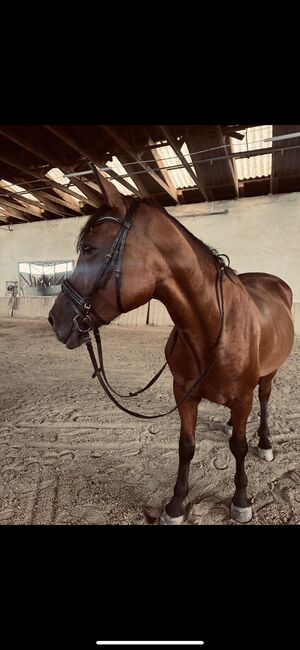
<box><xmin>224</xmin><ymin>416</ymin><xmax>233</xmax><ymax>435</ymax></box>
<box><xmin>160</xmin><ymin>383</ymin><xmax>198</xmax><ymax>525</ymax></box>
<box><xmin>229</xmin><ymin>396</ymin><xmax>253</xmax><ymax>523</ymax></box>
<box><xmin>257</xmin><ymin>371</ymin><xmax>277</xmax><ymax>462</ymax></box>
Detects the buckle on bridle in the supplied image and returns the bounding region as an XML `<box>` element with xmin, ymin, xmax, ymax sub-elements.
<box><xmin>105</xmin><ymin>249</ymin><xmax>119</xmax><ymax>261</ymax></box>
<box><xmin>73</xmin><ymin>313</ymin><xmax>93</xmax><ymax>333</ymax></box>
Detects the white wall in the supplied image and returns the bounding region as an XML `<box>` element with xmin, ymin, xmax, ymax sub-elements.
<box><xmin>0</xmin><ymin>192</ymin><xmax>299</xmax><ymax>324</ymax></box>
<box><xmin>0</xmin><ymin>217</ymin><xmax>83</xmax><ymax>294</ymax></box>
<box><xmin>168</xmin><ymin>192</ymin><xmax>300</xmax><ymax>301</ymax></box>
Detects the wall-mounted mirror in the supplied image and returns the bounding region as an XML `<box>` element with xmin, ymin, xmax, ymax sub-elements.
<box><xmin>19</xmin><ymin>260</ymin><xmax>74</xmax><ymax>296</ymax></box>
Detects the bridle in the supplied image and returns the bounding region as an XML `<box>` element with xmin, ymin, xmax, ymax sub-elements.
<box><xmin>61</xmin><ymin>188</ymin><xmax>227</xmax><ymax>420</ymax></box>
<box><xmin>62</xmin><ymin>198</ymin><xmax>138</xmax><ymax>334</ymax></box>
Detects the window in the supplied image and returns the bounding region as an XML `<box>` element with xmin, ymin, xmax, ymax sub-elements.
<box><xmin>18</xmin><ymin>260</ymin><xmax>74</xmax><ymax>296</ymax></box>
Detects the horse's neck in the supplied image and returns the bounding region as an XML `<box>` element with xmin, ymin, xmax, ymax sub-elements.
<box><xmin>152</xmin><ymin>215</ymin><xmax>221</xmax><ymax>344</ymax></box>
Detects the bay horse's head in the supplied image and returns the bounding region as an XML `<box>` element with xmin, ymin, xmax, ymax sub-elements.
<box><xmin>48</xmin><ymin>173</ymin><xmax>157</xmax><ymax>349</ymax></box>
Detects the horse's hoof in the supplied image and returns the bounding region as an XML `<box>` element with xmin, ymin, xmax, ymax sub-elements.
<box><xmin>224</xmin><ymin>424</ymin><xmax>233</xmax><ymax>435</ymax></box>
<box><xmin>160</xmin><ymin>510</ymin><xmax>184</xmax><ymax>525</ymax></box>
<box><xmin>230</xmin><ymin>502</ymin><xmax>252</xmax><ymax>523</ymax></box>
<box><xmin>257</xmin><ymin>447</ymin><xmax>274</xmax><ymax>462</ymax></box>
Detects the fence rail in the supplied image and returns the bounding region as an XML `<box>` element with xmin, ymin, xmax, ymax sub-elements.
<box><xmin>0</xmin><ymin>296</ymin><xmax>299</xmax><ymax>334</ymax></box>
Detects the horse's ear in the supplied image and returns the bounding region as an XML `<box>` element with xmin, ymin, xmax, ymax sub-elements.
<box><xmin>92</xmin><ymin>166</ymin><xmax>127</xmax><ymax>218</ymax></box>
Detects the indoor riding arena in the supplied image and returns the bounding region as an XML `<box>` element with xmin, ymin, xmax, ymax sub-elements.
<box><xmin>0</xmin><ymin>124</ymin><xmax>299</xmax><ymax>525</ymax></box>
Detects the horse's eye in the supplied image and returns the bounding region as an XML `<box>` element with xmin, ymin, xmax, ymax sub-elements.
<box><xmin>82</xmin><ymin>244</ymin><xmax>95</xmax><ymax>256</ymax></box>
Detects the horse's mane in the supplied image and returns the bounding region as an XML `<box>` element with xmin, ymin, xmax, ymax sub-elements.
<box><xmin>77</xmin><ymin>197</ymin><xmax>237</xmax><ymax>275</ymax></box>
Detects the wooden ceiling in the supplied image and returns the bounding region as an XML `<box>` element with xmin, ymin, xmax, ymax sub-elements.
<box><xmin>0</xmin><ymin>124</ymin><xmax>299</xmax><ymax>225</ymax></box>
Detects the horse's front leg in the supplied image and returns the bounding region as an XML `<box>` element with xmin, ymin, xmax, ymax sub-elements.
<box><xmin>161</xmin><ymin>383</ymin><xmax>199</xmax><ymax>525</ymax></box>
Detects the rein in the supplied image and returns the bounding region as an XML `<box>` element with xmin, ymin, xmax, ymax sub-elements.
<box><xmin>83</xmin><ymin>265</ymin><xmax>225</xmax><ymax>419</ymax></box>
<box><xmin>61</xmin><ymin>170</ymin><xmax>227</xmax><ymax>419</ymax></box>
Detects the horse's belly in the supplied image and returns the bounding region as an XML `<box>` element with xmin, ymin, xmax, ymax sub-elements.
<box><xmin>258</xmin><ymin>309</ymin><xmax>294</xmax><ymax>376</ymax></box>
<box><xmin>239</xmin><ymin>272</ymin><xmax>294</xmax><ymax>377</ymax></box>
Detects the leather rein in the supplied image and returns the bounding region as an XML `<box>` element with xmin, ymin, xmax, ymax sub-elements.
<box><xmin>61</xmin><ymin>189</ymin><xmax>227</xmax><ymax>419</ymax></box>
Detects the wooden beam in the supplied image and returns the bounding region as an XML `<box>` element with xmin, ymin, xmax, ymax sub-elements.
<box><xmin>215</xmin><ymin>126</ymin><xmax>239</xmax><ymax>198</ymax></box>
<box><xmin>68</xmin><ymin>177</ymin><xmax>103</xmax><ymax>207</ymax></box>
<box><xmin>270</xmin><ymin>176</ymin><xmax>278</xmax><ymax>194</ymax></box>
<box><xmin>1</xmin><ymin>176</ymin><xmax>71</xmax><ymax>219</ymax></box>
<box><xmin>44</xmin><ymin>125</ymin><xmax>143</xmax><ymax>199</ymax></box>
<box><xmin>1</xmin><ymin>181</ymin><xmax>86</xmax><ymax>215</ymax></box>
<box><xmin>45</xmin><ymin>186</ymin><xmax>85</xmax><ymax>212</ymax></box>
<box><xmin>0</xmin><ymin>182</ymin><xmax>47</xmax><ymax>218</ymax></box>
<box><xmin>142</xmin><ymin>126</ymin><xmax>179</xmax><ymax>198</ymax></box>
<box><xmin>0</xmin><ymin>126</ymin><xmax>105</xmax><ymax>212</ymax></box>
<box><xmin>159</xmin><ymin>125</ymin><xmax>209</xmax><ymax>201</ymax></box>
<box><xmin>0</xmin><ymin>182</ymin><xmax>40</xmax><ymax>203</ymax></box>
<box><xmin>0</xmin><ymin>126</ymin><xmax>70</xmax><ymax>171</ymax></box>
<box><xmin>0</xmin><ymin>150</ymin><xmax>96</xmax><ymax>208</ymax></box>
<box><xmin>43</xmin><ymin>179</ymin><xmax>97</xmax><ymax>207</ymax></box>
<box><xmin>101</xmin><ymin>165</ymin><xmax>143</xmax><ymax>197</ymax></box>
<box><xmin>0</xmin><ymin>200</ymin><xmax>30</xmax><ymax>221</ymax></box>
<box><xmin>0</xmin><ymin>155</ymin><xmax>84</xmax><ymax>215</ymax></box>
<box><xmin>0</xmin><ymin>196</ymin><xmax>45</xmax><ymax>219</ymax></box>
<box><xmin>150</xmin><ymin>147</ymin><xmax>178</xmax><ymax>197</ymax></box>
<box><xmin>270</xmin><ymin>128</ymin><xmax>278</xmax><ymax>195</ymax></box>
<box><xmin>46</xmin><ymin>178</ymin><xmax>99</xmax><ymax>206</ymax></box>
<box><xmin>0</xmin><ymin>209</ymin><xmax>12</xmax><ymax>221</ymax></box>
<box><xmin>30</xmin><ymin>189</ymin><xmax>80</xmax><ymax>212</ymax></box>
<box><xmin>29</xmin><ymin>193</ymin><xmax>74</xmax><ymax>217</ymax></box>
<box><xmin>8</xmin><ymin>196</ymin><xmax>44</xmax><ymax>217</ymax></box>
<box><xmin>117</xmin><ymin>153</ymin><xmax>151</xmax><ymax>196</ymax></box>
<box><xmin>143</xmin><ymin>132</ymin><xmax>179</xmax><ymax>200</ymax></box>
<box><xmin>100</xmin><ymin>125</ymin><xmax>179</xmax><ymax>203</ymax></box>
<box><xmin>222</xmin><ymin>130</ymin><xmax>245</xmax><ymax>140</ymax></box>
<box><xmin>49</xmin><ymin>185</ymin><xmax>85</xmax><ymax>210</ymax></box>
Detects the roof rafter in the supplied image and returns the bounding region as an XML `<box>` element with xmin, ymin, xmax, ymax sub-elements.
<box><xmin>0</xmin><ymin>126</ymin><xmax>97</xmax><ymax>215</ymax></box>
<box><xmin>44</xmin><ymin>125</ymin><xmax>143</xmax><ymax>199</ymax></box>
<box><xmin>67</xmin><ymin>177</ymin><xmax>104</xmax><ymax>207</ymax></box>
<box><xmin>0</xmin><ymin>194</ymin><xmax>46</xmax><ymax>219</ymax></box>
<box><xmin>29</xmin><ymin>192</ymin><xmax>75</xmax><ymax>218</ymax></box>
<box><xmin>0</xmin><ymin>158</ymin><xmax>87</xmax><ymax>219</ymax></box>
<box><xmin>0</xmin><ymin>126</ymin><xmax>70</xmax><ymax>171</ymax></box>
<box><xmin>101</xmin><ymin>125</ymin><xmax>179</xmax><ymax>203</ymax></box>
<box><xmin>159</xmin><ymin>125</ymin><xmax>208</xmax><ymax>201</ymax></box>
<box><xmin>0</xmin><ymin>148</ymin><xmax>97</xmax><ymax>210</ymax></box>
<box><xmin>114</xmin><ymin>153</ymin><xmax>151</xmax><ymax>197</ymax></box>
<box><xmin>215</xmin><ymin>126</ymin><xmax>239</xmax><ymax>198</ymax></box>
<box><xmin>96</xmin><ymin>163</ymin><xmax>143</xmax><ymax>197</ymax></box>
<box><xmin>143</xmin><ymin>129</ymin><xmax>179</xmax><ymax>201</ymax></box>
<box><xmin>0</xmin><ymin>199</ymin><xmax>31</xmax><ymax>221</ymax></box>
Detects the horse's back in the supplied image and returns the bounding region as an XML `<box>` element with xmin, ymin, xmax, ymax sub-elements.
<box><xmin>238</xmin><ymin>272</ymin><xmax>294</xmax><ymax>375</ymax></box>
<box><xmin>238</xmin><ymin>272</ymin><xmax>293</xmax><ymax>309</ymax></box>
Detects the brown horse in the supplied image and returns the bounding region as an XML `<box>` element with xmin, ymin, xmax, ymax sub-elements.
<box><xmin>48</xmin><ymin>173</ymin><xmax>294</xmax><ymax>524</ymax></box>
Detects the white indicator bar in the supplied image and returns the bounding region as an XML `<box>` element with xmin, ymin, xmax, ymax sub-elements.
<box><xmin>96</xmin><ymin>643</ymin><xmax>204</xmax><ymax>646</ymax></box>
